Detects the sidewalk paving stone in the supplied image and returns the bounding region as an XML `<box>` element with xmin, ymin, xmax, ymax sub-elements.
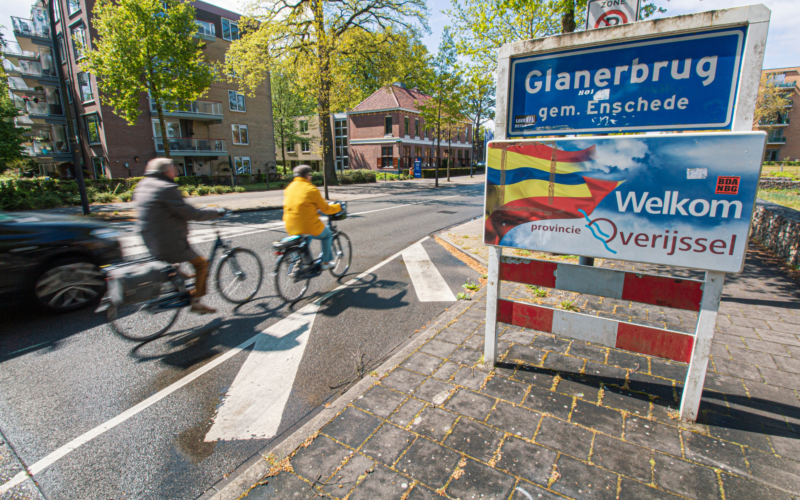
<box><xmin>237</xmin><ymin>230</ymin><xmax>800</xmax><ymax>500</ymax></box>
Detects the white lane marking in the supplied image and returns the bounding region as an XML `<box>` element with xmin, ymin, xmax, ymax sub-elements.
<box><xmin>350</xmin><ymin>195</ymin><xmax>460</xmax><ymax>216</ymax></box>
<box><xmin>204</xmin><ymin>302</ymin><xmax>319</xmax><ymax>441</ymax></box>
<box><xmin>401</xmin><ymin>242</ymin><xmax>456</xmax><ymax>302</ymax></box>
<box><xmin>0</xmin><ymin>237</ymin><xmax>429</xmax><ymax>493</ymax></box>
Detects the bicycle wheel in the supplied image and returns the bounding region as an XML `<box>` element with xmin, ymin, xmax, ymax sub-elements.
<box><xmin>109</xmin><ymin>281</ymin><xmax>183</xmax><ymax>341</ymax></box>
<box><xmin>274</xmin><ymin>249</ymin><xmax>310</xmax><ymax>303</ymax></box>
<box><xmin>330</xmin><ymin>232</ymin><xmax>352</xmax><ymax>278</ymax></box>
<box><xmin>216</xmin><ymin>248</ymin><xmax>263</xmax><ymax>304</ymax></box>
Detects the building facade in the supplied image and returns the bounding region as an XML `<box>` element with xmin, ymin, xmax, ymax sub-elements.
<box><xmin>6</xmin><ymin>0</ymin><xmax>276</xmax><ymax>179</ymax></box>
<box><xmin>760</xmin><ymin>67</ymin><xmax>799</xmax><ymax>162</ymax></box>
<box><xmin>275</xmin><ymin>113</ymin><xmax>348</xmax><ymax>173</ymax></box>
<box><xmin>348</xmin><ymin>83</ymin><xmax>473</xmax><ymax>171</ymax></box>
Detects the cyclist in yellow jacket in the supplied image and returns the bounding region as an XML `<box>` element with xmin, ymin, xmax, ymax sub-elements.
<box><xmin>283</xmin><ymin>165</ymin><xmax>342</xmax><ymax>269</ymax></box>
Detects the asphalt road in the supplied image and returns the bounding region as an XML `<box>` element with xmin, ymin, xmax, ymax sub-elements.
<box><xmin>0</xmin><ymin>182</ymin><xmax>484</xmax><ymax>499</ymax></box>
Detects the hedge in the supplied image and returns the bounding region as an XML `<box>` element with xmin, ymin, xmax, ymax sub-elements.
<box><xmin>401</xmin><ymin>167</ymin><xmax>485</xmax><ymax>178</ymax></box>
<box><xmin>763</xmin><ymin>161</ymin><xmax>800</xmax><ymax>166</ymax></box>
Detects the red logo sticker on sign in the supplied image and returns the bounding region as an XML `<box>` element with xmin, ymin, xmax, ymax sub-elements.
<box><xmin>715</xmin><ymin>176</ymin><xmax>740</xmax><ymax>195</ymax></box>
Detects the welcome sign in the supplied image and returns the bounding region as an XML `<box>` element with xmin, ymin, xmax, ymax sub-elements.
<box><xmin>507</xmin><ymin>27</ymin><xmax>746</xmax><ymax>136</ymax></box>
<box><xmin>484</xmin><ymin>133</ymin><xmax>766</xmax><ymax>273</ymax></box>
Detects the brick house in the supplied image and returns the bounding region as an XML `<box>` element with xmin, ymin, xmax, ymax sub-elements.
<box><xmin>347</xmin><ymin>83</ymin><xmax>473</xmax><ymax>171</ymax></box>
<box><xmin>760</xmin><ymin>67</ymin><xmax>799</xmax><ymax>162</ymax></box>
<box><xmin>7</xmin><ymin>0</ymin><xmax>276</xmax><ymax>179</ymax></box>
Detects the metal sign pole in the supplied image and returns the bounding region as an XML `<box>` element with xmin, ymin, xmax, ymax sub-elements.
<box><xmin>484</xmin><ymin>246</ymin><xmax>501</xmax><ymax>367</ymax></box>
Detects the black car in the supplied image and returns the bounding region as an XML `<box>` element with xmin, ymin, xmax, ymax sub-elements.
<box><xmin>0</xmin><ymin>212</ymin><xmax>123</xmax><ymax>312</ymax></box>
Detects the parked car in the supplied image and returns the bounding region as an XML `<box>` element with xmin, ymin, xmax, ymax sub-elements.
<box><xmin>0</xmin><ymin>212</ymin><xmax>123</xmax><ymax>312</ymax></box>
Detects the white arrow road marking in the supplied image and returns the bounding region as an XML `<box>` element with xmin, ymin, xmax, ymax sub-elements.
<box><xmin>204</xmin><ymin>302</ymin><xmax>319</xmax><ymax>441</ymax></box>
<box><xmin>402</xmin><ymin>242</ymin><xmax>456</xmax><ymax>302</ymax></box>
<box><xmin>0</xmin><ymin>236</ymin><xmax>434</xmax><ymax>494</ymax></box>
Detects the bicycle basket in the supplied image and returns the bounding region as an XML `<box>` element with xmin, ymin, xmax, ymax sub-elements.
<box><xmin>106</xmin><ymin>261</ymin><xmax>172</xmax><ymax>306</ymax></box>
<box><xmin>329</xmin><ymin>201</ymin><xmax>347</xmax><ymax>221</ymax></box>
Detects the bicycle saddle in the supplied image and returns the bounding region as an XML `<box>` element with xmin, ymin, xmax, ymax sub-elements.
<box><xmin>272</xmin><ymin>235</ymin><xmax>303</xmax><ymax>250</ymax></box>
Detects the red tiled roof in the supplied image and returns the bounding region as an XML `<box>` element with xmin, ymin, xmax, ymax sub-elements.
<box><xmin>351</xmin><ymin>85</ymin><xmax>432</xmax><ymax>113</ymax></box>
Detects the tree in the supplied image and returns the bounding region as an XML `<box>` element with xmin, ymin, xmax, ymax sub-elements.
<box><xmin>461</xmin><ymin>65</ymin><xmax>495</xmax><ymax>169</ymax></box>
<box><xmin>416</xmin><ymin>28</ymin><xmax>462</xmax><ymax>187</ymax></box>
<box><xmin>80</xmin><ymin>0</ymin><xmax>214</xmax><ymax>158</ymax></box>
<box><xmin>271</xmin><ymin>66</ymin><xmax>314</xmax><ymax>173</ymax></box>
<box><xmin>226</xmin><ymin>0</ymin><xmax>427</xmax><ymax>198</ymax></box>
<box><xmin>754</xmin><ymin>72</ymin><xmax>794</xmax><ymax>129</ymax></box>
<box><xmin>448</xmin><ymin>0</ymin><xmax>664</xmax><ymax>66</ymax></box>
<box><xmin>0</xmin><ymin>31</ymin><xmax>27</xmax><ymax>170</ymax></box>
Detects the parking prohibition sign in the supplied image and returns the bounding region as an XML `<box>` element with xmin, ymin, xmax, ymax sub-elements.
<box><xmin>586</xmin><ymin>0</ymin><xmax>640</xmax><ymax>30</ymax></box>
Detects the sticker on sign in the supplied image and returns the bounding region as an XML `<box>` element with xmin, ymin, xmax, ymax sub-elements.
<box><xmin>586</xmin><ymin>0</ymin><xmax>640</xmax><ymax>30</ymax></box>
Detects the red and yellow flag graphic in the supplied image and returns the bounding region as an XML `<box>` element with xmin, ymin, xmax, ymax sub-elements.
<box><xmin>485</xmin><ymin>142</ymin><xmax>622</xmax><ymax>245</ymax></box>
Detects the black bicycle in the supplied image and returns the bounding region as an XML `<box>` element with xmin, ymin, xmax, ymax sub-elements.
<box><xmin>272</xmin><ymin>201</ymin><xmax>352</xmax><ymax>303</ymax></box>
<box><xmin>104</xmin><ymin>220</ymin><xmax>263</xmax><ymax>341</ymax></box>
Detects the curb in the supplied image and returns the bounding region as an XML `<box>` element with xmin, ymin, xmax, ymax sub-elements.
<box><xmin>435</xmin><ymin>230</ymin><xmax>489</xmax><ymax>269</ymax></box>
<box><xmin>204</xmin><ymin>289</ymin><xmax>486</xmax><ymax>500</ymax></box>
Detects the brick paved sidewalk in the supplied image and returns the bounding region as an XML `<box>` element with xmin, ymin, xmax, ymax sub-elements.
<box><xmin>237</xmin><ymin>240</ymin><xmax>800</xmax><ymax>500</ymax></box>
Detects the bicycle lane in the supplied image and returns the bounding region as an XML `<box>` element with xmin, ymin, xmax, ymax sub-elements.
<box><xmin>0</xmin><ymin>189</ymin><xmax>483</xmax><ymax>499</ymax></box>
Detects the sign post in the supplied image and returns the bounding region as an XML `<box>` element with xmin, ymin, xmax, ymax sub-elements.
<box><xmin>487</xmin><ymin>5</ymin><xmax>770</xmax><ymax>422</ymax></box>
<box><xmin>413</xmin><ymin>158</ymin><xmax>422</xmax><ymax>179</ymax></box>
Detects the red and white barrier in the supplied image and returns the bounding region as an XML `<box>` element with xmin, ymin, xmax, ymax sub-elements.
<box><xmin>484</xmin><ymin>248</ymin><xmax>726</xmax><ymax>422</ymax></box>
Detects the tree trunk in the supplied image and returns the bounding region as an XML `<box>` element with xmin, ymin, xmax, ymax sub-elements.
<box><xmin>435</xmin><ymin>101</ymin><xmax>441</xmax><ymax>188</ymax></box>
<box><xmin>472</xmin><ymin>111</ymin><xmax>481</xmax><ymax>171</ymax></box>
<box><xmin>562</xmin><ymin>0</ymin><xmax>576</xmax><ymax>33</ymax></box>
<box><xmin>279</xmin><ymin>118</ymin><xmax>287</xmax><ymax>177</ymax></box>
<box><xmin>313</xmin><ymin>0</ymin><xmax>338</xmax><ymax>199</ymax></box>
<box><xmin>155</xmin><ymin>100</ymin><xmax>171</xmax><ymax>159</ymax></box>
<box><xmin>447</xmin><ymin>128</ymin><xmax>452</xmax><ymax>182</ymax></box>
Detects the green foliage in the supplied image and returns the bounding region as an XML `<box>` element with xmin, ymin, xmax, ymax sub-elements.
<box><xmin>337</xmin><ymin>169</ymin><xmax>377</xmax><ymax>184</ymax></box>
<box><xmin>227</xmin><ymin>0</ymin><xmax>427</xmax><ymax>185</ymax></box>
<box><xmin>765</xmin><ymin>171</ymin><xmax>800</xmax><ymax>180</ymax></box>
<box><xmin>81</xmin><ymin>0</ymin><xmax>214</xmax><ymax>158</ymax></box>
<box><xmin>271</xmin><ymin>67</ymin><xmax>315</xmax><ymax>170</ymax></box>
<box><xmin>526</xmin><ymin>285</ymin><xmax>548</xmax><ymax>297</ymax></box>
<box><xmin>558</xmin><ymin>300</ymin><xmax>579</xmax><ymax>312</ymax></box>
<box><xmin>463</xmin><ymin>280</ymin><xmax>480</xmax><ymax>291</ymax></box>
<box><xmin>0</xmin><ymin>36</ymin><xmax>27</xmax><ymax>168</ymax></box>
<box><xmin>456</xmin><ymin>292</ymin><xmax>471</xmax><ymax>300</ymax></box>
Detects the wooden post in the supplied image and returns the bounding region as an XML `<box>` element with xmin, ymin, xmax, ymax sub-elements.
<box><xmin>484</xmin><ymin>246</ymin><xmax>501</xmax><ymax>367</ymax></box>
<box><xmin>679</xmin><ymin>271</ymin><xmax>725</xmax><ymax>421</ymax></box>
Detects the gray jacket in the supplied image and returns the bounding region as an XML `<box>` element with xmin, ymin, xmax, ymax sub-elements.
<box><xmin>134</xmin><ymin>173</ymin><xmax>221</xmax><ymax>263</ymax></box>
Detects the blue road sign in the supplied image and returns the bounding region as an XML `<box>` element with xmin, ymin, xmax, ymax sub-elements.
<box><xmin>413</xmin><ymin>158</ymin><xmax>422</xmax><ymax>178</ymax></box>
<box><xmin>507</xmin><ymin>27</ymin><xmax>746</xmax><ymax>137</ymax></box>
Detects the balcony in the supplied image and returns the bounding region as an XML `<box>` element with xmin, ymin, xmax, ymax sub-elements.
<box><xmin>11</xmin><ymin>16</ymin><xmax>50</xmax><ymax>39</ymax></box>
<box><xmin>758</xmin><ymin>117</ymin><xmax>790</xmax><ymax>127</ymax></box>
<box><xmin>767</xmin><ymin>136</ymin><xmax>787</xmax><ymax>145</ymax></box>
<box><xmin>154</xmin><ymin>137</ymin><xmax>226</xmax><ymax>156</ymax></box>
<box><xmin>3</xmin><ymin>42</ymin><xmax>37</xmax><ymax>61</ymax></box>
<box><xmin>193</xmin><ymin>20</ymin><xmax>216</xmax><ymax>42</ymax></box>
<box><xmin>775</xmin><ymin>81</ymin><xmax>797</xmax><ymax>89</ymax></box>
<box><xmin>149</xmin><ymin>98</ymin><xmax>223</xmax><ymax>122</ymax></box>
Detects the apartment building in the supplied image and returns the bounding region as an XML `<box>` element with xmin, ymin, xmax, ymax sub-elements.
<box><xmin>760</xmin><ymin>67</ymin><xmax>799</xmax><ymax>162</ymax></box>
<box><xmin>6</xmin><ymin>0</ymin><xmax>276</xmax><ymax>179</ymax></box>
<box><xmin>348</xmin><ymin>83</ymin><xmax>473</xmax><ymax>171</ymax></box>
<box><xmin>276</xmin><ymin>113</ymin><xmax>349</xmax><ymax>172</ymax></box>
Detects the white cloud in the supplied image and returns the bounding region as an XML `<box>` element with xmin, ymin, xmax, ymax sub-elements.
<box><xmin>589</xmin><ymin>138</ymin><xmax>649</xmax><ymax>172</ymax></box>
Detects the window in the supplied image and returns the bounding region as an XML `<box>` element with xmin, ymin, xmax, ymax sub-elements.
<box><xmin>53</xmin><ymin>125</ymin><xmax>69</xmax><ymax>153</ymax></box>
<box><xmin>765</xmin><ymin>150</ymin><xmax>778</xmax><ymax>162</ymax></box>
<box><xmin>299</xmin><ymin>120</ymin><xmax>308</xmax><ymax>133</ymax></box>
<box><xmin>45</xmin><ymin>87</ymin><xmax>63</xmax><ymax>115</ymax></box>
<box><xmin>84</xmin><ymin>114</ymin><xmax>101</xmax><ymax>144</ymax></box>
<box><xmin>415</xmin><ymin>147</ymin><xmax>422</xmax><ymax>158</ymax></box>
<box><xmin>384</xmin><ymin>116</ymin><xmax>392</xmax><ymax>135</ymax></box>
<box><xmin>67</xmin><ymin>0</ymin><xmax>80</xmax><ymax>16</ymax></box>
<box><xmin>152</xmin><ymin>119</ymin><xmax>180</xmax><ymax>137</ymax></box>
<box><xmin>403</xmin><ymin>146</ymin><xmax>410</xmax><ymax>158</ymax></box>
<box><xmin>334</xmin><ymin>119</ymin><xmax>348</xmax><ymax>170</ymax></box>
<box><xmin>404</xmin><ymin>116</ymin><xmax>409</xmax><ymax>136</ymax></box>
<box><xmin>381</xmin><ymin>145</ymin><xmax>393</xmax><ymax>168</ymax></box>
<box><xmin>77</xmin><ymin>73</ymin><xmax>93</xmax><ymax>102</ymax></box>
<box><xmin>92</xmin><ymin>157</ymin><xmax>104</xmax><ymax>179</ymax></box>
<box><xmin>301</xmin><ymin>140</ymin><xmax>310</xmax><ymax>152</ymax></box>
<box><xmin>222</xmin><ymin>18</ymin><xmax>239</xmax><ymax>41</ymax></box>
<box><xmin>234</xmin><ymin>156</ymin><xmax>251</xmax><ymax>174</ymax></box>
<box><xmin>71</xmin><ymin>24</ymin><xmax>86</xmax><ymax>60</ymax></box>
<box><xmin>57</xmin><ymin>35</ymin><xmax>66</xmax><ymax>64</ymax></box>
<box><xmin>414</xmin><ymin>118</ymin><xmax>419</xmax><ymax>137</ymax></box>
<box><xmin>231</xmin><ymin>124</ymin><xmax>249</xmax><ymax>145</ymax></box>
<box><xmin>54</xmin><ymin>0</ymin><xmax>61</xmax><ymax>22</ymax></box>
<box><xmin>72</xmin><ymin>118</ymin><xmax>78</xmax><ymax>141</ymax></box>
<box><xmin>228</xmin><ymin>90</ymin><xmax>246</xmax><ymax>112</ymax></box>
<box><xmin>287</xmin><ymin>142</ymin><xmax>295</xmax><ymax>153</ymax></box>
<box><xmin>424</xmin><ymin>127</ymin><xmax>428</xmax><ymax>139</ymax></box>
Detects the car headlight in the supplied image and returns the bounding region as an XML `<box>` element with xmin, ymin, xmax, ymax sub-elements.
<box><xmin>90</xmin><ymin>228</ymin><xmax>121</xmax><ymax>239</ymax></box>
